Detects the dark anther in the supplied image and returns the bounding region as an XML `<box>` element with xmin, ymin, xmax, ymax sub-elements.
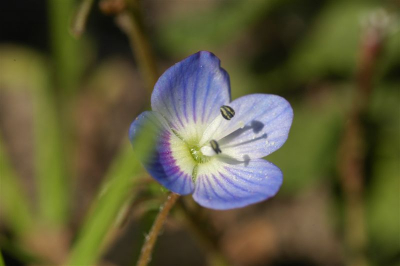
<box><xmin>220</xmin><ymin>105</ymin><xmax>235</xmax><ymax>120</ymax></box>
<box><xmin>210</xmin><ymin>140</ymin><xmax>222</xmax><ymax>154</ymax></box>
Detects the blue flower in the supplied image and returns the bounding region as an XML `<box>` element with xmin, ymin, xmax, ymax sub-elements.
<box><xmin>129</xmin><ymin>51</ymin><xmax>293</xmax><ymax>210</ymax></box>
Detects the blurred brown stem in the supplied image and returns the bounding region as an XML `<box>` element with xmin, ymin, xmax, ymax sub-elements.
<box><xmin>71</xmin><ymin>0</ymin><xmax>95</xmax><ymax>38</ymax></box>
<box><xmin>338</xmin><ymin>21</ymin><xmax>385</xmax><ymax>266</ymax></box>
<box><xmin>136</xmin><ymin>193</ymin><xmax>180</xmax><ymax>266</ymax></box>
<box><xmin>114</xmin><ymin>0</ymin><xmax>158</xmax><ymax>96</ymax></box>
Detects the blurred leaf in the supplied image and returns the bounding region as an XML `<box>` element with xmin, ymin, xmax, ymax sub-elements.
<box><xmin>0</xmin><ymin>46</ymin><xmax>69</xmax><ymax>226</ymax></box>
<box><xmin>67</xmin><ymin>114</ymin><xmax>164</xmax><ymax>264</ymax></box>
<box><xmin>0</xmin><ymin>138</ymin><xmax>34</xmax><ymax>235</ymax></box>
<box><xmin>267</xmin><ymin>87</ymin><xmax>349</xmax><ymax>193</ymax></box>
<box><xmin>0</xmin><ymin>250</ymin><xmax>4</xmax><ymax>266</ymax></box>
<box><xmin>378</xmin><ymin>29</ymin><xmax>400</xmax><ymax>79</ymax></box>
<box><xmin>66</xmin><ymin>143</ymin><xmax>143</xmax><ymax>265</ymax></box>
<box><xmin>367</xmin><ymin>84</ymin><xmax>400</xmax><ymax>262</ymax></box>
<box><xmin>0</xmin><ymin>236</ymin><xmax>41</xmax><ymax>265</ymax></box>
<box><xmin>34</xmin><ymin>77</ymin><xmax>70</xmax><ymax>226</ymax></box>
<box><xmin>157</xmin><ymin>0</ymin><xmax>282</xmax><ymax>56</ymax></box>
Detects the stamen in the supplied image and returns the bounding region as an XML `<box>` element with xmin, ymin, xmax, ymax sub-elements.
<box><xmin>200</xmin><ymin>115</ymin><xmax>245</xmax><ymax>146</ymax></box>
<box><xmin>220</xmin><ymin>105</ymin><xmax>235</xmax><ymax>120</ymax></box>
<box><xmin>210</xmin><ymin>140</ymin><xmax>222</xmax><ymax>154</ymax></box>
<box><xmin>199</xmin><ymin>115</ymin><xmax>223</xmax><ymax>146</ymax></box>
<box><xmin>217</xmin><ymin>120</ymin><xmax>245</xmax><ymax>145</ymax></box>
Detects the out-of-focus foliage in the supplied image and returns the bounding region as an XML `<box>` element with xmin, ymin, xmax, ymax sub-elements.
<box><xmin>0</xmin><ymin>47</ymin><xmax>68</xmax><ymax>227</ymax></box>
<box><xmin>0</xmin><ymin>0</ymin><xmax>399</xmax><ymax>265</ymax></box>
<box><xmin>157</xmin><ymin>0</ymin><xmax>281</xmax><ymax>55</ymax></box>
<box><xmin>367</xmin><ymin>84</ymin><xmax>400</xmax><ymax>262</ymax></box>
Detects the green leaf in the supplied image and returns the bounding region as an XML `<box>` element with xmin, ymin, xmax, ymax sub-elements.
<box><xmin>289</xmin><ymin>0</ymin><xmax>377</xmax><ymax>80</ymax></box>
<box><xmin>0</xmin><ymin>250</ymin><xmax>4</xmax><ymax>266</ymax></box>
<box><xmin>34</xmin><ymin>82</ymin><xmax>70</xmax><ymax>226</ymax></box>
<box><xmin>66</xmin><ymin>143</ymin><xmax>143</xmax><ymax>265</ymax></box>
<box><xmin>66</xmin><ymin>114</ymin><xmax>164</xmax><ymax>265</ymax></box>
<box><xmin>157</xmin><ymin>0</ymin><xmax>282</xmax><ymax>56</ymax></box>
<box><xmin>267</xmin><ymin>87</ymin><xmax>349</xmax><ymax>193</ymax></box>
<box><xmin>0</xmin><ymin>138</ymin><xmax>34</xmax><ymax>235</ymax></box>
<box><xmin>366</xmin><ymin>84</ymin><xmax>400</xmax><ymax>262</ymax></box>
<box><xmin>0</xmin><ymin>47</ymin><xmax>68</xmax><ymax>227</ymax></box>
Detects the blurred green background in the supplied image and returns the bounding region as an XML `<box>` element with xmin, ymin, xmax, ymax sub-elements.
<box><xmin>0</xmin><ymin>0</ymin><xmax>399</xmax><ymax>265</ymax></box>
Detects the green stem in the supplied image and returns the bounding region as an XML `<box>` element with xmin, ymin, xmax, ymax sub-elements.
<box><xmin>43</xmin><ymin>0</ymin><xmax>81</xmax><ymax>226</ymax></box>
<box><xmin>47</xmin><ymin>0</ymin><xmax>81</xmax><ymax>96</ymax></box>
<box><xmin>66</xmin><ymin>144</ymin><xmax>142</xmax><ymax>266</ymax></box>
<box><xmin>136</xmin><ymin>193</ymin><xmax>180</xmax><ymax>266</ymax></box>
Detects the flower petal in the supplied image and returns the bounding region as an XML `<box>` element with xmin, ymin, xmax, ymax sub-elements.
<box><xmin>192</xmin><ymin>158</ymin><xmax>283</xmax><ymax>210</ymax></box>
<box><xmin>151</xmin><ymin>51</ymin><xmax>231</xmax><ymax>141</ymax></box>
<box><xmin>129</xmin><ymin>111</ymin><xmax>195</xmax><ymax>195</ymax></box>
<box><xmin>212</xmin><ymin>94</ymin><xmax>293</xmax><ymax>160</ymax></box>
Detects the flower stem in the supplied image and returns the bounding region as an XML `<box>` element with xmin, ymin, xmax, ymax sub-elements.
<box><xmin>137</xmin><ymin>193</ymin><xmax>180</xmax><ymax>266</ymax></box>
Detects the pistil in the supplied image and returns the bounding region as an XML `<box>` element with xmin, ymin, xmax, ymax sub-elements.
<box><xmin>189</xmin><ymin>145</ymin><xmax>211</xmax><ymax>164</ymax></box>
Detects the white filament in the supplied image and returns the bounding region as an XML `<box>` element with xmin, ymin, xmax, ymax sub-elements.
<box><xmin>199</xmin><ymin>112</ymin><xmax>245</xmax><ymax>152</ymax></box>
<box><xmin>200</xmin><ymin>146</ymin><xmax>216</xmax><ymax>157</ymax></box>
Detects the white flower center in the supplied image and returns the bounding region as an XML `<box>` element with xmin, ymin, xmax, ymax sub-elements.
<box><xmin>185</xmin><ymin>105</ymin><xmax>244</xmax><ymax>163</ymax></box>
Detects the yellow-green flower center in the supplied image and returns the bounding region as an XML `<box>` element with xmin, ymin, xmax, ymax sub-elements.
<box><xmin>189</xmin><ymin>145</ymin><xmax>211</xmax><ymax>164</ymax></box>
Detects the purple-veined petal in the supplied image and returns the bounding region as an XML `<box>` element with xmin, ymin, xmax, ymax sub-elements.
<box><xmin>151</xmin><ymin>51</ymin><xmax>231</xmax><ymax>141</ymax></box>
<box><xmin>210</xmin><ymin>94</ymin><xmax>293</xmax><ymax>160</ymax></box>
<box><xmin>192</xmin><ymin>158</ymin><xmax>283</xmax><ymax>210</ymax></box>
<box><xmin>129</xmin><ymin>111</ymin><xmax>195</xmax><ymax>195</ymax></box>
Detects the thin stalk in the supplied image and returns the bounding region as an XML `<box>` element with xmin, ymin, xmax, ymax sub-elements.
<box><xmin>71</xmin><ymin>0</ymin><xmax>95</xmax><ymax>38</ymax></box>
<box><xmin>44</xmin><ymin>0</ymin><xmax>81</xmax><ymax>226</ymax></box>
<box><xmin>114</xmin><ymin>2</ymin><xmax>158</xmax><ymax>94</ymax></box>
<box><xmin>137</xmin><ymin>193</ymin><xmax>180</xmax><ymax>266</ymax></box>
<box><xmin>47</xmin><ymin>0</ymin><xmax>81</xmax><ymax>96</ymax></box>
<box><xmin>338</xmin><ymin>15</ymin><xmax>386</xmax><ymax>266</ymax></box>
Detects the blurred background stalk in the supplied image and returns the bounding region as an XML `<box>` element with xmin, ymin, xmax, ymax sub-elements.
<box><xmin>47</xmin><ymin>0</ymin><xmax>81</xmax><ymax>97</ymax></box>
<box><xmin>114</xmin><ymin>0</ymin><xmax>158</xmax><ymax>94</ymax></box>
<box><xmin>0</xmin><ymin>139</ymin><xmax>33</xmax><ymax>235</ymax></box>
<box><xmin>71</xmin><ymin>0</ymin><xmax>95</xmax><ymax>38</ymax></box>
<box><xmin>39</xmin><ymin>0</ymin><xmax>82</xmax><ymax>226</ymax></box>
<box><xmin>66</xmin><ymin>145</ymin><xmax>142</xmax><ymax>265</ymax></box>
<box><xmin>338</xmin><ymin>14</ymin><xmax>386</xmax><ymax>266</ymax></box>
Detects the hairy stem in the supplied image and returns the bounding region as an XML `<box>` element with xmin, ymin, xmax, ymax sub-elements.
<box><xmin>137</xmin><ymin>193</ymin><xmax>180</xmax><ymax>266</ymax></box>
